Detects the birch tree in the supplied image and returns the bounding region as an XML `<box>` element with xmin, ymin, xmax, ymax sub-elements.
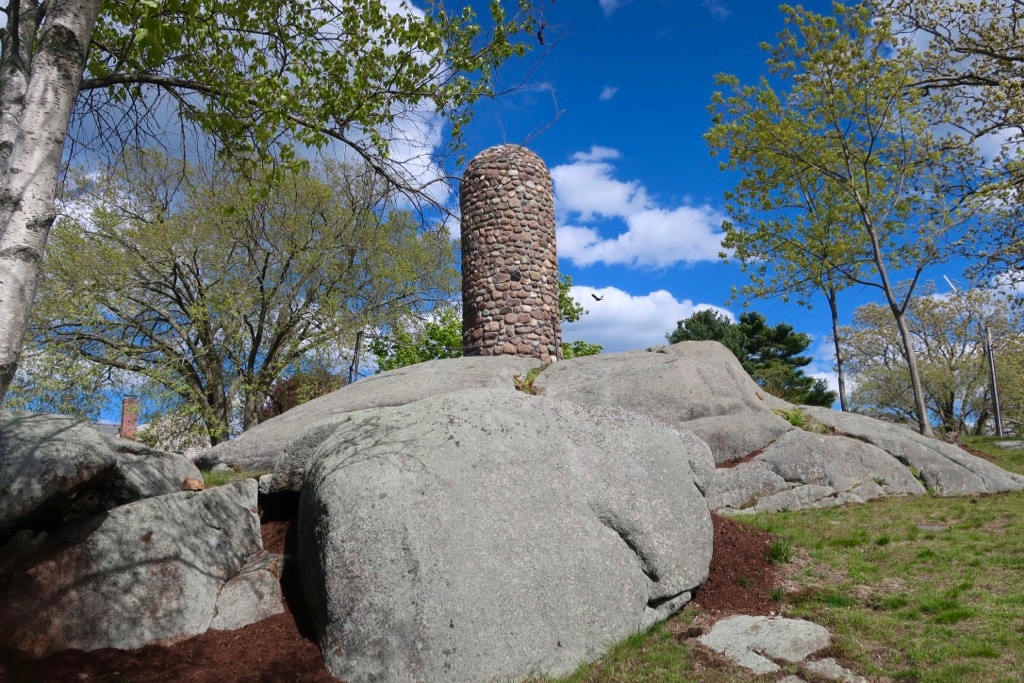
<box><xmin>0</xmin><ymin>0</ymin><xmax>542</xmax><ymax>403</ymax></box>
<box><xmin>707</xmin><ymin>4</ymin><xmax>989</xmax><ymax>437</ymax></box>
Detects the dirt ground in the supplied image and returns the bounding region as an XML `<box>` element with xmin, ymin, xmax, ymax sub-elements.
<box><xmin>0</xmin><ymin>507</ymin><xmax>779</xmax><ymax>683</ymax></box>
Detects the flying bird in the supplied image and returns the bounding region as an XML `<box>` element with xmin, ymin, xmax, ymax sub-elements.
<box><xmin>591</xmin><ymin>293</ymin><xmax>604</xmax><ymax>301</ymax></box>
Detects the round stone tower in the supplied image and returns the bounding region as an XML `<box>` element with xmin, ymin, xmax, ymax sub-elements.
<box><xmin>460</xmin><ymin>145</ymin><xmax>561</xmax><ymax>362</ymax></box>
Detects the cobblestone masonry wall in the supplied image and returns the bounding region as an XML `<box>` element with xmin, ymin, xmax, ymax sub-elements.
<box><xmin>460</xmin><ymin>145</ymin><xmax>561</xmax><ymax>361</ymax></box>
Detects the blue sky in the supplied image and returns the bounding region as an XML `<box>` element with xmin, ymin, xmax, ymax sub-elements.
<box><xmin>453</xmin><ymin>0</ymin><xmax>852</xmax><ymax>388</ymax></box>
<box><xmin>82</xmin><ymin>0</ymin><xmax>998</xmax><ymax>425</ymax></box>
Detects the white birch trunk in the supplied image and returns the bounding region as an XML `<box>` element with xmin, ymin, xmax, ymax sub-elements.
<box><xmin>0</xmin><ymin>0</ymin><xmax>102</xmax><ymax>401</ymax></box>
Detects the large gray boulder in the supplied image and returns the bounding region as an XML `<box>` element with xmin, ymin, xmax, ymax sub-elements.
<box><xmin>0</xmin><ymin>480</ymin><xmax>263</xmax><ymax>656</ymax></box>
<box><xmin>803</xmin><ymin>407</ymin><xmax>1024</xmax><ymax>495</ymax></box>
<box><xmin>708</xmin><ymin>430</ymin><xmax>927</xmax><ymax>513</ymax></box>
<box><xmin>1</xmin><ymin>413</ymin><xmax>117</xmax><ymax>536</ymax></box>
<box><xmin>100</xmin><ymin>436</ymin><xmax>203</xmax><ymax>505</ymax></box>
<box><xmin>298</xmin><ymin>388</ymin><xmax>714</xmax><ymax>683</ymax></box>
<box><xmin>198</xmin><ymin>355</ymin><xmax>537</xmax><ymax>480</ymax></box>
<box><xmin>0</xmin><ymin>413</ymin><xmax>201</xmax><ymax>538</ymax></box>
<box><xmin>534</xmin><ymin>343</ymin><xmax>796</xmax><ymax>462</ymax></box>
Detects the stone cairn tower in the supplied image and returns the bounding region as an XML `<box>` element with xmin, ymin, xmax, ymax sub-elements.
<box><xmin>460</xmin><ymin>145</ymin><xmax>561</xmax><ymax>362</ymax></box>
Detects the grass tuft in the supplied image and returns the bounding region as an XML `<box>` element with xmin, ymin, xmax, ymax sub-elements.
<box><xmin>201</xmin><ymin>469</ymin><xmax>271</xmax><ymax>487</ymax></box>
<box><xmin>766</xmin><ymin>538</ymin><xmax>793</xmax><ymax>565</ymax></box>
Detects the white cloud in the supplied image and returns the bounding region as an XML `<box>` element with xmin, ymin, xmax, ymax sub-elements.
<box><xmin>702</xmin><ymin>0</ymin><xmax>731</xmax><ymax>19</ymax></box>
<box><xmin>552</xmin><ymin>155</ymin><xmax>648</xmax><ymax>221</ymax></box>
<box><xmin>552</xmin><ymin>146</ymin><xmax>726</xmax><ymax>267</ymax></box>
<box><xmin>563</xmin><ymin>285</ymin><xmax>732</xmax><ymax>353</ymax></box>
<box><xmin>599</xmin><ymin>0</ymin><xmax>627</xmax><ymax>16</ymax></box>
<box><xmin>570</xmin><ymin>146</ymin><xmax>620</xmax><ymax>163</ymax></box>
<box><xmin>992</xmin><ymin>270</ymin><xmax>1024</xmax><ymax>296</ymax></box>
<box><xmin>599</xmin><ymin>85</ymin><xmax>619</xmax><ymax>101</ymax></box>
<box><xmin>808</xmin><ymin>337</ymin><xmax>841</xmax><ymax>396</ymax></box>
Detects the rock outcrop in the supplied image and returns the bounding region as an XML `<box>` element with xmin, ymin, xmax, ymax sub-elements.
<box><xmin>531</xmin><ymin>344</ymin><xmax>1024</xmax><ymax>510</ymax></box>
<box><xmin>0</xmin><ymin>413</ymin><xmax>203</xmax><ymax>537</ymax></box>
<box><xmin>299</xmin><ymin>388</ymin><xmax>713</xmax><ymax>683</ymax></box>
<box><xmin>0</xmin><ymin>480</ymin><xmax>264</xmax><ymax>655</ymax></box>
<box><xmin>196</xmin><ymin>356</ymin><xmax>537</xmax><ymax>485</ymax></box>
<box><xmin>802</xmin><ymin>406</ymin><xmax>1024</xmax><ymax>495</ymax></box>
<box><xmin>707</xmin><ymin>429</ymin><xmax>927</xmax><ymax>514</ymax></box>
<box><xmin>4</xmin><ymin>341</ymin><xmax>1022</xmax><ymax>682</ymax></box>
<box><xmin>535</xmin><ymin>342</ymin><xmax>797</xmax><ymax>463</ymax></box>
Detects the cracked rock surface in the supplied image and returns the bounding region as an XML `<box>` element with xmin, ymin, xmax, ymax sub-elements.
<box><xmin>299</xmin><ymin>387</ymin><xmax>714</xmax><ymax>683</ymax></box>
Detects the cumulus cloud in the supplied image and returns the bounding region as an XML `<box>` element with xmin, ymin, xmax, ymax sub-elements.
<box><xmin>562</xmin><ymin>285</ymin><xmax>733</xmax><ymax>353</ymax></box>
<box><xmin>599</xmin><ymin>85</ymin><xmax>619</xmax><ymax>101</ymax></box>
<box><xmin>552</xmin><ymin>146</ymin><xmax>726</xmax><ymax>267</ymax></box>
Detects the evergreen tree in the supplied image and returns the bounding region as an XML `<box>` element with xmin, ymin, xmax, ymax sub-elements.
<box><xmin>668</xmin><ymin>310</ymin><xmax>836</xmax><ymax>407</ymax></box>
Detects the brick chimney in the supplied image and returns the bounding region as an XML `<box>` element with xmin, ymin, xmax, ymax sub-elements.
<box><xmin>119</xmin><ymin>396</ymin><xmax>139</xmax><ymax>440</ymax></box>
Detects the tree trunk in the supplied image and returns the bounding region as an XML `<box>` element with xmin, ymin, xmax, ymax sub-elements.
<box><xmin>827</xmin><ymin>285</ymin><xmax>850</xmax><ymax>411</ymax></box>
<box><xmin>892</xmin><ymin>305</ymin><xmax>935</xmax><ymax>437</ymax></box>
<box><xmin>861</xmin><ymin>212</ymin><xmax>934</xmax><ymax>438</ymax></box>
<box><xmin>0</xmin><ymin>0</ymin><xmax>102</xmax><ymax>403</ymax></box>
<box><xmin>242</xmin><ymin>390</ymin><xmax>263</xmax><ymax>433</ymax></box>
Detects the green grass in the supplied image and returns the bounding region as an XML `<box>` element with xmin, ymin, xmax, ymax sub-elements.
<box><xmin>962</xmin><ymin>435</ymin><xmax>1024</xmax><ymax>475</ymax></box>
<box><xmin>743</xmin><ymin>490</ymin><xmax>1024</xmax><ymax>682</ymax></box>
<box><xmin>200</xmin><ymin>468</ymin><xmax>271</xmax><ymax>487</ymax></box>
<box><xmin>534</xmin><ymin>438</ymin><xmax>1024</xmax><ymax>683</ymax></box>
<box><xmin>766</xmin><ymin>538</ymin><xmax>793</xmax><ymax>565</ymax></box>
<box><xmin>526</xmin><ymin>616</ymin><xmax>767</xmax><ymax>683</ymax></box>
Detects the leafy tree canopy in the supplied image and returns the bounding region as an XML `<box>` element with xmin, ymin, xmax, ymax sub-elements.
<box><xmin>839</xmin><ymin>286</ymin><xmax>1023</xmax><ymax>435</ymax></box>
<box><xmin>0</xmin><ymin>0</ymin><xmax>546</xmax><ymax>403</ymax></box>
<box><xmin>369</xmin><ymin>307</ymin><xmax>465</xmax><ymax>374</ymax></box>
<box><xmin>668</xmin><ymin>309</ymin><xmax>837</xmax><ymax>407</ymax></box>
<box><xmin>11</xmin><ymin>150</ymin><xmax>456</xmax><ymax>443</ymax></box>
<box><xmin>705</xmin><ymin>3</ymin><xmax>991</xmax><ymax>435</ymax></box>
<box><xmin>260</xmin><ymin>367</ymin><xmax>347</xmax><ymax>422</ymax></box>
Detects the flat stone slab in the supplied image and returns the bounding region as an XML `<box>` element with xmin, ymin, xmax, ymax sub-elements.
<box><xmin>698</xmin><ymin>615</ymin><xmax>830</xmax><ymax>674</ymax></box>
<box><xmin>805</xmin><ymin>657</ymin><xmax>869</xmax><ymax>682</ymax></box>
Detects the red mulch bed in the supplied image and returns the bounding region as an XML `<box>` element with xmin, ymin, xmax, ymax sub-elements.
<box><xmin>0</xmin><ymin>507</ymin><xmax>776</xmax><ymax>683</ymax></box>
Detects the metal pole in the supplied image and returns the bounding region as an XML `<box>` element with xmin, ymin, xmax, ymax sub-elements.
<box><xmin>945</xmin><ymin>277</ymin><xmax>1004</xmax><ymax>436</ymax></box>
<box><xmin>984</xmin><ymin>325</ymin><xmax>1004</xmax><ymax>436</ymax></box>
